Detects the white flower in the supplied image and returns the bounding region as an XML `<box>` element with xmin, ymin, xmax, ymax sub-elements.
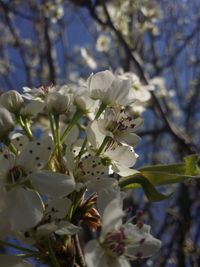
<box><xmin>80</xmin><ymin>48</ymin><xmax>97</xmax><ymax>70</ymax></box>
<box><xmin>96</xmin><ymin>34</ymin><xmax>111</xmax><ymax>52</ymax></box>
<box><xmin>86</xmin><ymin>107</ymin><xmax>142</xmax><ymax>148</ymax></box>
<box><xmin>0</xmin><ymin>105</ymin><xmax>14</xmax><ymax>140</ymax></box>
<box><xmin>45</xmin><ymin>91</ymin><xmax>73</xmax><ymax>115</ymax></box>
<box><xmin>85</xmin><ymin>198</ymin><xmax>161</xmax><ymax>267</ymax></box>
<box><xmin>33</xmin><ymin>198</ymin><xmax>80</xmax><ymax>237</ymax></box>
<box><xmin>43</xmin><ymin>2</ymin><xmax>64</xmax><ymax>23</ymax></box>
<box><xmin>104</xmin><ymin>145</ymin><xmax>138</xmax><ymax>176</ymax></box>
<box><xmin>87</xmin><ymin>70</ymin><xmax>136</xmax><ymax>107</ymax></box>
<box><xmin>59</xmin><ymin>85</ymin><xmax>95</xmax><ymax>113</ymax></box>
<box><xmin>0</xmin><ymin>90</ymin><xmax>24</xmax><ymax>113</ymax></box>
<box><xmin>0</xmin><ymin>135</ymin><xmax>75</xmax><ymax>230</ymax></box>
<box><xmin>20</xmin><ymin>99</ymin><xmax>45</xmax><ymax>117</ymax></box>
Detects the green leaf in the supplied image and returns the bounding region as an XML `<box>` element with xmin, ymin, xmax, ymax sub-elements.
<box><xmin>119</xmin><ymin>174</ymin><xmax>171</xmax><ymax>202</ymax></box>
<box><xmin>184</xmin><ymin>154</ymin><xmax>200</xmax><ymax>176</ymax></box>
<box><xmin>138</xmin><ymin>154</ymin><xmax>200</xmax><ymax>186</ymax></box>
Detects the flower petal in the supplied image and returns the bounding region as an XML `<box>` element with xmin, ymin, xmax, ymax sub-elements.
<box><xmin>101</xmin><ymin>197</ymin><xmax>124</xmax><ymax>237</ymax></box>
<box><xmin>5</xmin><ymin>187</ymin><xmax>43</xmax><ymax>231</ymax></box>
<box><xmin>17</xmin><ymin>135</ymin><xmax>53</xmax><ymax>173</ymax></box>
<box><xmin>85</xmin><ymin>240</ymin><xmax>108</xmax><ymax>267</ymax></box>
<box><xmin>124</xmin><ymin>224</ymin><xmax>162</xmax><ymax>258</ymax></box>
<box><xmin>30</xmin><ymin>170</ymin><xmax>75</xmax><ymax>198</ymax></box>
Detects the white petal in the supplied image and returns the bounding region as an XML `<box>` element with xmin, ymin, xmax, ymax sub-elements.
<box><xmin>118</xmin><ymin>133</ymin><xmax>141</xmax><ymax>147</ymax></box>
<box><xmin>113</xmin><ymin>164</ymin><xmax>139</xmax><ymax>176</ymax></box>
<box><xmin>110</xmin><ymin>257</ymin><xmax>131</xmax><ymax>267</ymax></box>
<box><xmin>124</xmin><ymin>224</ymin><xmax>162</xmax><ymax>258</ymax></box>
<box><xmin>0</xmin><ymin>255</ymin><xmax>33</xmax><ymax>267</ymax></box>
<box><xmin>85</xmin><ymin>240</ymin><xmax>108</xmax><ymax>267</ymax></box>
<box><xmin>11</xmin><ymin>134</ymin><xmax>29</xmax><ymax>152</ymax></box>
<box><xmin>87</xmin><ymin>177</ymin><xmax>116</xmax><ymax>192</ymax></box>
<box><xmin>105</xmin><ymin>146</ymin><xmax>136</xmax><ymax>167</ymax></box>
<box><xmin>45</xmin><ymin>198</ymin><xmax>71</xmax><ymax>219</ymax></box>
<box><xmin>101</xmin><ymin>198</ymin><xmax>124</xmax><ymax>237</ymax></box>
<box><xmin>0</xmin><ymin>151</ymin><xmax>15</xmax><ymax>175</ymax></box>
<box><xmin>5</xmin><ymin>187</ymin><xmax>43</xmax><ymax>231</ymax></box>
<box><xmin>86</xmin><ymin>120</ymin><xmax>105</xmax><ymax>148</ymax></box>
<box><xmin>17</xmin><ymin>135</ymin><xmax>53</xmax><ymax>173</ymax></box>
<box><xmin>105</xmin><ymin>78</ymin><xmax>132</xmax><ymax>106</ymax></box>
<box><xmin>55</xmin><ymin>221</ymin><xmax>81</xmax><ymax>235</ymax></box>
<box><xmin>88</xmin><ymin>70</ymin><xmax>115</xmax><ymax>100</ymax></box>
<box><xmin>30</xmin><ymin>170</ymin><xmax>75</xmax><ymax>198</ymax></box>
<box><xmin>97</xmin><ymin>185</ymin><xmax>121</xmax><ymax>216</ymax></box>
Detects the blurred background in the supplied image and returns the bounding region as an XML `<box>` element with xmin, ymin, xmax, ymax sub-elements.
<box><xmin>0</xmin><ymin>0</ymin><xmax>199</xmax><ymax>266</ymax></box>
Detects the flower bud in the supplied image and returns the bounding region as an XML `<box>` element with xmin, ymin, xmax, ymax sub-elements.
<box><xmin>45</xmin><ymin>91</ymin><xmax>73</xmax><ymax>115</ymax></box>
<box><xmin>0</xmin><ymin>90</ymin><xmax>24</xmax><ymax>113</ymax></box>
<box><xmin>0</xmin><ymin>106</ymin><xmax>14</xmax><ymax>140</ymax></box>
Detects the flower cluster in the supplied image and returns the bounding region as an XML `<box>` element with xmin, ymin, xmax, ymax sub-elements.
<box><xmin>0</xmin><ymin>70</ymin><xmax>161</xmax><ymax>267</ymax></box>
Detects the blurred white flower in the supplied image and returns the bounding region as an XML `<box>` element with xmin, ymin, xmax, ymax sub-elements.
<box><xmin>85</xmin><ymin>198</ymin><xmax>161</xmax><ymax>267</ymax></box>
<box><xmin>96</xmin><ymin>34</ymin><xmax>111</xmax><ymax>52</ymax></box>
<box><xmin>80</xmin><ymin>48</ymin><xmax>97</xmax><ymax>70</ymax></box>
<box><xmin>88</xmin><ymin>70</ymin><xmax>136</xmax><ymax>107</ymax></box>
<box><xmin>0</xmin><ymin>90</ymin><xmax>24</xmax><ymax>113</ymax></box>
<box><xmin>0</xmin><ymin>105</ymin><xmax>14</xmax><ymax>140</ymax></box>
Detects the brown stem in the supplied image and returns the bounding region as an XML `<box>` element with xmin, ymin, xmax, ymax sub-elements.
<box><xmin>74</xmin><ymin>235</ymin><xmax>86</xmax><ymax>267</ymax></box>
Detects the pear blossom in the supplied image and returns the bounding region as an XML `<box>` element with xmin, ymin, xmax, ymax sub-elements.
<box><xmin>103</xmin><ymin>145</ymin><xmax>139</xmax><ymax>176</ymax></box>
<box><xmin>87</xmin><ymin>70</ymin><xmax>136</xmax><ymax>107</ymax></box>
<box><xmin>0</xmin><ymin>105</ymin><xmax>14</xmax><ymax>140</ymax></box>
<box><xmin>45</xmin><ymin>91</ymin><xmax>73</xmax><ymax>115</ymax></box>
<box><xmin>20</xmin><ymin>99</ymin><xmax>45</xmax><ymax>118</ymax></box>
<box><xmin>117</xmin><ymin>71</ymin><xmax>152</xmax><ymax>103</ymax></box>
<box><xmin>0</xmin><ymin>135</ymin><xmax>75</xmax><ymax>230</ymax></box>
<box><xmin>80</xmin><ymin>48</ymin><xmax>97</xmax><ymax>70</ymax></box>
<box><xmin>22</xmin><ymin>198</ymin><xmax>80</xmax><ymax>241</ymax></box>
<box><xmin>0</xmin><ymin>90</ymin><xmax>24</xmax><ymax>113</ymax></box>
<box><xmin>86</xmin><ymin>107</ymin><xmax>142</xmax><ymax>148</ymax></box>
<box><xmin>96</xmin><ymin>34</ymin><xmax>111</xmax><ymax>52</ymax></box>
<box><xmin>85</xmin><ymin>199</ymin><xmax>161</xmax><ymax>267</ymax></box>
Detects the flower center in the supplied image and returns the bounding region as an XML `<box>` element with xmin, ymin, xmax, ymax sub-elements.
<box><xmin>103</xmin><ymin>228</ymin><xmax>127</xmax><ymax>257</ymax></box>
<box><xmin>105</xmin><ymin>108</ymin><xmax>135</xmax><ymax>134</ymax></box>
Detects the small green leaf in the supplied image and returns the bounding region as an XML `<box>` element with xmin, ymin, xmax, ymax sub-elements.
<box><xmin>184</xmin><ymin>154</ymin><xmax>200</xmax><ymax>176</ymax></box>
<box><xmin>138</xmin><ymin>154</ymin><xmax>200</xmax><ymax>186</ymax></box>
<box><xmin>119</xmin><ymin>174</ymin><xmax>171</xmax><ymax>202</ymax></box>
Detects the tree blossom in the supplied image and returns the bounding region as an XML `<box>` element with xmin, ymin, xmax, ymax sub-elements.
<box><xmin>0</xmin><ymin>90</ymin><xmax>24</xmax><ymax>113</ymax></box>
<box><xmin>85</xmin><ymin>198</ymin><xmax>161</xmax><ymax>267</ymax></box>
<box><xmin>87</xmin><ymin>70</ymin><xmax>136</xmax><ymax>107</ymax></box>
<box><xmin>86</xmin><ymin>107</ymin><xmax>142</xmax><ymax>148</ymax></box>
<box><xmin>0</xmin><ymin>105</ymin><xmax>14</xmax><ymax>140</ymax></box>
<box><xmin>0</xmin><ymin>135</ymin><xmax>75</xmax><ymax>231</ymax></box>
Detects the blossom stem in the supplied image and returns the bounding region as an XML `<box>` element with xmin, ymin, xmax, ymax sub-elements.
<box><xmin>74</xmin><ymin>234</ymin><xmax>86</xmax><ymax>267</ymax></box>
<box><xmin>95</xmin><ymin>102</ymin><xmax>107</xmax><ymax>119</ymax></box>
<box><xmin>23</xmin><ymin>118</ymin><xmax>33</xmax><ymax>141</ymax></box>
<box><xmin>96</xmin><ymin>136</ymin><xmax>110</xmax><ymax>156</ymax></box>
<box><xmin>16</xmin><ymin>115</ymin><xmax>33</xmax><ymax>140</ymax></box>
<box><xmin>48</xmin><ymin>113</ymin><xmax>57</xmax><ymax>144</ymax></box>
<box><xmin>77</xmin><ymin>103</ymin><xmax>106</xmax><ymax>159</ymax></box>
<box><xmin>0</xmin><ymin>239</ymin><xmax>38</xmax><ymax>254</ymax></box>
<box><xmin>54</xmin><ymin>114</ymin><xmax>62</xmax><ymax>157</ymax></box>
<box><xmin>45</xmin><ymin>237</ymin><xmax>61</xmax><ymax>267</ymax></box>
<box><xmin>4</xmin><ymin>138</ymin><xmax>17</xmax><ymax>154</ymax></box>
<box><xmin>61</xmin><ymin>110</ymin><xmax>82</xmax><ymax>144</ymax></box>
